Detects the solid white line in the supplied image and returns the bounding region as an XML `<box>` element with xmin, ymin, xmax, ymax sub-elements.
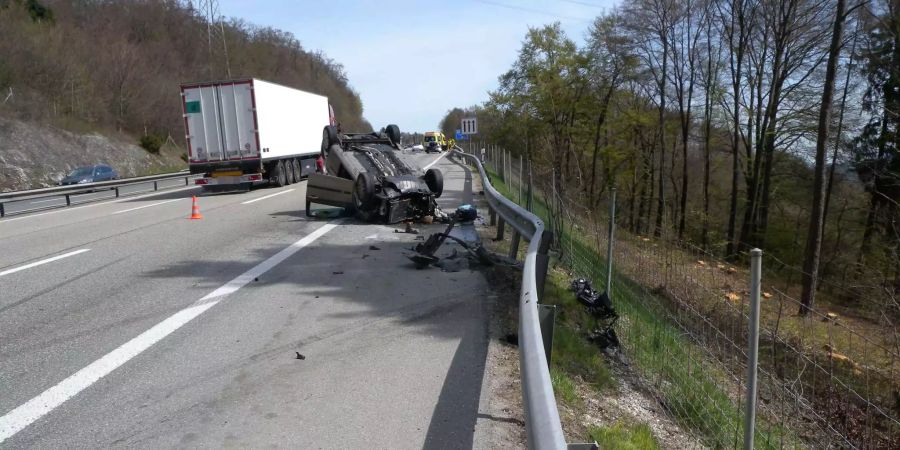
<box><xmin>422</xmin><ymin>152</ymin><xmax>448</xmax><ymax>170</ymax></box>
<box><xmin>0</xmin><ymin>222</ymin><xmax>339</xmax><ymax>443</ymax></box>
<box><xmin>111</xmin><ymin>199</ymin><xmax>183</xmax><ymax>215</ymax></box>
<box><xmin>0</xmin><ymin>186</ymin><xmax>199</xmax><ymax>223</ymax></box>
<box><xmin>0</xmin><ymin>249</ymin><xmax>91</xmax><ymax>277</ymax></box>
<box><xmin>241</xmin><ymin>188</ymin><xmax>294</xmax><ymax>205</ymax></box>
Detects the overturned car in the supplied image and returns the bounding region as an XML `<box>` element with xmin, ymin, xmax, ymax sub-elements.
<box><xmin>305</xmin><ymin>124</ymin><xmax>444</xmax><ymax>223</ymax></box>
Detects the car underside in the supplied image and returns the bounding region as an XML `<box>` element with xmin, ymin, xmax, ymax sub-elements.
<box><xmin>306</xmin><ymin>125</ymin><xmax>444</xmax><ymax>223</ymax></box>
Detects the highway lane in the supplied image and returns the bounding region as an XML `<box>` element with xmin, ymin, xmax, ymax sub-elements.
<box><xmin>1</xmin><ymin>151</ymin><xmax>489</xmax><ymax>448</ymax></box>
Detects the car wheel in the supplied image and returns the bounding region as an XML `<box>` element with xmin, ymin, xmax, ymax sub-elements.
<box><xmin>272</xmin><ymin>161</ymin><xmax>287</xmax><ymax>187</ymax></box>
<box><xmin>322</xmin><ymin>125</ymin><xmax>339</xmax><ymax>154</ymax></box>
<box><xmin>424</xmin><ymin>168</ymin><xmax>443</xmax><ymax>198</ymax></box>
<box><xmin>385</xmin><ymin>124</ymin><xmax>401</xmax><ymax>146</ymax></box>
<box><xmin>305</xmin><ymin>199</ymin><xmax>313</xmax><ymax>217</ymax></box>
<box><xmin>352</xmin><ymin>172</ymin><xmax>375</xmax><ymax>211</ymax></box>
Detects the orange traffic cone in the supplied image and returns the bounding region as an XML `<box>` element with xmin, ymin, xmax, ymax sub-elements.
<box><xmin>189</xmin><ymin>195</ymin><xmax>203</xmax><ymax>220</ymax></box>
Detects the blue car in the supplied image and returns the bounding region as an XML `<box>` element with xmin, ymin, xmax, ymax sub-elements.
<box><xmin>59</xmin><ymin>164</ymin><xmax>119</xmax><ymax>185</ymax></box>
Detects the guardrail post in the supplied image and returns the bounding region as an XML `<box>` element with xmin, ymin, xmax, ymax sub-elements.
<box><xmin>115</xmin><ymin>187</ymin><xmax>120</xmax><ymax>198</ymax></box>
<box><xmin>744</xmin><ymin>248</ymin><xmax>763</xmax><ymax>450</ymax></box>
<box><xmin>537</xmin><ymin>304</ymin><xmax>557</xmax><ymax>366</ymax></box>
<box><xmin>495</xmin><ymin>217</ymin><xmax>506</xmax><ymax>241</ymax></box>
<box><xmin>185</xmin><ymin>177</ymin><xmax>190</xmax><ymax>186</ymax></box>
<box><xmin>489</xmin><ymin>207</ymin><xmax>497</xmax><ymax>226</ymax></box>
<box><xmin>65</xmin><ymin>194</ymin><xmax>71</xmax><ymax>206</ymax></box>
<box><xmin>535</xmin><ymin>230</ymin><xmax>553</xmax><ymax>300</ymax></box>
<box><xmin>0</xmin><ymin>202</ymin><xmax>5</xmax><ymax>218</ymax></box>
<box><xmin>508</xmin><ymin>231</ymin><xmax>521</xmax><ymax>259</ymax></box>
<box><xmin>153</xmin><ymin>181</ymin><xmax>159</xmax><ymax>191</ymax></box>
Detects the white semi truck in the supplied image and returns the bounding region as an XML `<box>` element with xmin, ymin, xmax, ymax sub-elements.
<box><xmin>180</xmin><ymin>78</ymin><xmax>334</xmax><ymax>190</ymax></box>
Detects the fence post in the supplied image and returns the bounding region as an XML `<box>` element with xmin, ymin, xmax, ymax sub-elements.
<box><xmin>744</xmin><ymin>248</ymin><xmax>763</xmax><ymax>450</ymax></box>
<box><xmin>606</xmin><ymin>188</ymin><xmax>617</xmax><ymax>292</ymax></box>
<box><xmin>519</xmin><ymin>154</ymin><xmax>523</xmax><ymax>204</ymax></box>
<box><xmin>527</xmin><ymin>160</ymin><xmax>534</xmax><ymax>212</ymax></box>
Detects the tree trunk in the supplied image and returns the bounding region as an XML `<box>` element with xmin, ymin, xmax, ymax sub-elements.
<box><xmin>654</xmin><ymin>37</ymin><xmax>668</xmax><ymax>238</ymax></box>
<box><xmin>800</xmin><ymin>0</ymin><xmax>845</xmax><ymax>316</ymax></box>
<box><xmin>823</xmin><ymin>28</ymin><xmax>857</xmax><ymax>236</ymax></box>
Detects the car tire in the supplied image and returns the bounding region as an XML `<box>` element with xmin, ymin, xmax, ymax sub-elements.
<box><xmin>322</xmin><ymin>125</ymin><xmax>339</xmax><ymax>154</ymax></box>
<box><xmin>352</xmin><ymin>172</ymin><xmax>375</xmax><ymax>211</ymax></box>
<box><xmin>272</xmin><ymin>161</ymin><xmax>287</xmax><ymax>187</ymax></box>
<box><xmin>385</xmin><ymin>124</ymin><xmax>401</xmax><ymax>146</ymax></box>
<box><xmin>424</xmin><ymin>168</ymin><xmax>443</xmax><ymax>198</ymax></box>
<box><xmin>305</xmin><ymin>199</ymin><xmax>313</xmax><ymax>217</ymax></box>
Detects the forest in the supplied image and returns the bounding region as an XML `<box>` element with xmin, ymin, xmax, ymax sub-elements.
<box><xmin>442</xmin><ymin>0</ymin><xmax>900</xmax><ymax>319</ymax></box>
<box><xmin>0</xmin><ymin>0</ymin><xmax>370</xmax><ymax>152</ymax></box>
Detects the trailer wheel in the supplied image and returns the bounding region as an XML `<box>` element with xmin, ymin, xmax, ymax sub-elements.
<box><xmin>284</xmin><ymin>160</ymin><xmax>294</xmax><ymax>185</ymax></box>
<box><xmin>292</xmin><ymin>159</ymin><xmax>303</xmax><ymax>180</ymax></box>
<box><xmin>272</xmin><ymin>161</ymin><xmax>287</xmax><ymax>187</ymax></box>
<box><xmin>322</xmin><ymin>125</ymin><xmax>339</xmax><ymax>154</ymax></box>
<box><xmin>352</xmin><ymin>172</ymin><xmax>375</xmax><ymax>211</ymax></box>
<box><xmin>385</xmin><ymin>124</ymin><xmax>401</xmax><ymax>146</ymax></box>
<box><xmin>424</xmin><ymin>168</ymin><xmax>443</xmax><ymax>198</ymax></box>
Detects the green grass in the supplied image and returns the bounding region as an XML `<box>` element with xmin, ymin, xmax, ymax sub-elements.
<box><xmin>550</xmin><ymin>368</ymin><xmax>579</xmax><ymax>405</ymax></box>
<box><xmin>481</xmin><ymin>162</ymin><xmax>795</xmax><ymax>448</ymax></box>
<box><xmin>588</xmin><ymin>422</ymin><xmax>661</xmax><ymax>450</ymax></box>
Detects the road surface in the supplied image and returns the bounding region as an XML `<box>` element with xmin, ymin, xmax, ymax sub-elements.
<box><xmin>0</xmin><ymin>151</ymin><xmax>492</xmax><ymax>448</ymax></box>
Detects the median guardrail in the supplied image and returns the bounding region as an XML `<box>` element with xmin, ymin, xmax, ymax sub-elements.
<box><xmin>0</xmin><ymin>171</ymin><xmax>198</xmax><ymax>217</ymax></box>
<box><xmin>452</xmin><ymin>147</ymin><xmax>582</xmax><ymax>450</ymax></box>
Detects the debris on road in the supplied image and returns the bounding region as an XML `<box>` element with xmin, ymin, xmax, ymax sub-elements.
<box><xmin>394</xmin><ymin>221</ymin><xmax>419</xmax><ymax>234</ymax></box>
<box><xmin>333</xmin><ymin>271</ymin><xmax>344</xmax><ymax>275</ymax></box>
<box><xmin>295</xmin><ymin>352</ymin><xmax>306</xmax><ymax>360</ymax></box>
<box><xmin>369</xmin><ymin>245</ymin><xmax>381</xmax><ymax>251</ymax></box>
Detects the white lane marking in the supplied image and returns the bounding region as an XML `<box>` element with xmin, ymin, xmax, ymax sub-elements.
<box><xmin>0</xmin><ymin>222</ymin><xmax>339</xmax><ymax>443</ymax></box>
<box><xmin>0</xmin><ymin>249</ymin><xmax>91</xmax><ymax>277</ymax></box>
<box><xmin>241</xmin><ymin>188</ymin><xmax>294</xmax><ymax>205</ymax></box>
<box><xmin>422</xmin><ymin>152</ymin><xmax>447</xmax><ymax>170</ymax></box>
<box><xmin>365</xmin><ymin>234</ymin><xmax>378</xmax><ymax>240</ymax></box>
<box><xmin>0</xmin><ymin>186</ymin><xmax>200</xmax><ymax>224</ymax></box>
<box><xmin>112</xmin><ymin>199</ymin><xmax>183</xmax><ymax>215</ymax></box>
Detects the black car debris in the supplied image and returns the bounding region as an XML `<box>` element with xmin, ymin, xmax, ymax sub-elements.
<box><xmin>306</xmin><ymin>124</ymin><xmax>444</xmax><ymax>223</ymax></box>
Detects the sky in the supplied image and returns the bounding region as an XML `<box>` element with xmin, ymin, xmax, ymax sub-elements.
<box><xmin>218</xmin><ymin>0</ymin><xmax>619</xmax><ymax>133</ymax></box>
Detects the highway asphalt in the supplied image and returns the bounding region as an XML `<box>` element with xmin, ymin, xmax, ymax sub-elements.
<box><xmin>0</xmin><ymin>151</ymin><xmax>492</xmax><ymax>448</ymax></box>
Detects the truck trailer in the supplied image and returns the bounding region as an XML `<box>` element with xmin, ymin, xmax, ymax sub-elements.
<box><xmin>180</xmin><ymin>78</ymin><xmax>334</xmax><ymax>190</ymax></box>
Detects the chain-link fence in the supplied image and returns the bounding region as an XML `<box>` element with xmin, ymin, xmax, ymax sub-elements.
<box><xmin>464</xmin><ymin>144</ymin><xmax>900</xmax><ymax>449</ymax></box>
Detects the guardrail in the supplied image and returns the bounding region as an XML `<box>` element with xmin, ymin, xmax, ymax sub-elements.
<box><xmin>452</xmin><ymin>147</ymin><xmax>579</xmax><ymax>450</ymax></box>
<box><xmin>0</xmin><ymin>171</ymin><xmax>198</xmax><ymax>217</ymax></box>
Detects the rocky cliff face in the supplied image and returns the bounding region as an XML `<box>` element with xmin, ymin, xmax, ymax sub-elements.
<box><xmin>0</xmin><ymin>117</ymin><xmax>185</xmax><ymax>192</ymax></box>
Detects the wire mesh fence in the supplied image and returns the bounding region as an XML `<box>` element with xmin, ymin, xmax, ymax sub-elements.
<box><xmin>467</xmin><ymin>144</ymin><xmax>900</xmax><ymax>449</ymax></box>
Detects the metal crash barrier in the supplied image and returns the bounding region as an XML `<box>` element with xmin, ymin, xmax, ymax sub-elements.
<box><xmin>0</xmin><ymin>171</ymin><xmax>198</xmax><ymax>217</ymax></box>
<box><xmin>452</xmin><ymin>148</ymin><xmax>594</xmax><ymax>450</ymax></box>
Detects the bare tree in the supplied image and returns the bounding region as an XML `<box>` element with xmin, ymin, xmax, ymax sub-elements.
<box><xmin>800</xmin><ymin>0</ymin><xmax>852</xmax><ymax>315</ymax></box>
